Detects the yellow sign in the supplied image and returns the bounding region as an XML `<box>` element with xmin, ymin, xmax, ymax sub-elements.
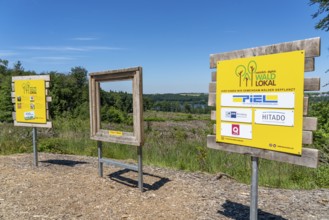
<box><xmin>216</xmin><ymin>51</ymin><xmax>305</xmax><ymax>155</ymax></box>
<box><xmin>109</xmin><ymin>130</ymin><xmax>123</xmax><ymax>136</ymax></box>
<box><xmin>15</xmin><ymin>79</ymin><xmax>47</xmax><ymax>124</ymax></box>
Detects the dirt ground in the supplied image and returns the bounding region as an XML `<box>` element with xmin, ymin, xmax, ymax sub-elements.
<box><xmin>0</xmin><ymin>153</ymin><xmax>328</xmax><ymax>220</ymax></box>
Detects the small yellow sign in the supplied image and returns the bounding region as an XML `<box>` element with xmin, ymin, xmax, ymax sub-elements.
<box><xmin>216</xmin><ymin>51</ymin><xmax>304</xmax><ymax>155</ymax></box>
<box><xmin>15</xmin><ymin>79</ymin><xmax>47</xmax><ymax>124</ymax></box>
<box><xmin>109</xmin><ymin>130</ymin><xmax>123</xmax><ymax>136</ymax></box>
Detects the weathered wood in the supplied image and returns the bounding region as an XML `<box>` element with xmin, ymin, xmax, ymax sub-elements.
<box><xmin>133</xmin><ymin>69</ymin><xmax>144</xmax><ymax>145</ymax></box>
<box><xmin>212</xmin><ymin>124</ymin><xmax>313</xmax><ymax>145</ymax></box>
<box><xmin>14</xmin><ymin>121</ymin><xmax>52</xmax><ymax>128</ymax></box>
<box><xmin>303</xmin><ymin>97</ymin><xmax>309</xmax><ymax>116</ymax></box>
<box><xmin>208</xmin><ymin>93</ymin><xmax>216</xmax><ymax>106</ymax></box>
<box><xmin>210</xmin><ymin>37</ymin><xmax>320</xmax><ymax>68</ymax></box>
<box><xmin>212</xmin><ymin>57</ymin><xmax>315</xmax><ymax>72</ymax></box>
<box><xmin>89</xmin><ymin>67</ymin><xmax>144</xmax><ymax>146</ymax></box>
<box><xmin>89</xmin><ymin>77</ymin><xmax>97</xmax><ymax>136</ymax></box>
<box><xmin>304</xmin><ymin>78</ymin><xmax>321</xmax><ymax>91</ymax></box>
<box><xmin>302</xmin><ymin>131</ymin><xmax>313</xmax><ymax>145</ymax></box>
<box><xmin>207</xmin><ymin>135</ymin><xmax>318</xmax><ymax>168</ymax></box>
<box><xmin>303</xmin><ymin>117</ymin><xmax>318</xmax><ymax>131</ymax></box>
<box><xmin>12</xmin><ymin>81</ymin><xmax>50</xmax><ymax>92</ymax></box>
<box><xmin>12</xmin><ymin>75</ymin><xmax>50</xmax><ymax>82</ymax></box>
<box><xmin>305</xmin><ymin>57</ymin><xmax>315</xmax><ymax>72</ymax></box>
<box><xmin>209</xmin><ymin>78</ymin><xmax>320</xmax><ymax>93</ymax></box>
<box><xmin>12</xmin><ymin>96</ymin><xmax>52</xmax><ymax>103</ymax></box>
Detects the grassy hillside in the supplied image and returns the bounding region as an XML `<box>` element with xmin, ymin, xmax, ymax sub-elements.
<box><xmin>1</xmin><ymin>111</ymin><xmax>328</xmax><ymax>189</ymax></box>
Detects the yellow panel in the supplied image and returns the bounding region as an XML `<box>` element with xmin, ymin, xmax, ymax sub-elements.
<box><xmin>216</xmin><ymin>51</ymin><xmax>305</xmax><ymax>155</ymax></box>
<box><xmin>14</xmin><ymin>79</ymin><xmax>47</xmax><ymax>124</ymax></box>
<box><xmin>109</xmin><ymin>130</ymin><xmax>123</xmax><ymax>136</ymax></box>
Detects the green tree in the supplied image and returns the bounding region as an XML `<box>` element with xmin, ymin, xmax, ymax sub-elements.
<box><xmin>310</xmin><ymin>0</ymin><xmax>329</xmax><ymax>31</ymax></box>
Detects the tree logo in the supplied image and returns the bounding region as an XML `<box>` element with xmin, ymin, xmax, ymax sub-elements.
<box><xmin>235</xmin><ymin>61</ymin><xmax>257</xmax><ymax>87</ymax></box>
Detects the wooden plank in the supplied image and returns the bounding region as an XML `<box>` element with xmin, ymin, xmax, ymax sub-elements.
<box><xmin>133</xmin><ymin>68</ymin><xmax>144</xmax><ymax>145</ymax></box>
<box><xmin>304</xmin><ymin>97</ymin><xmax>309</xmax><ymax>116</ymax></box>
<box><xmin>302</xmin><ymin>131</ymin><xmax>313</xmax><ymax>145</ymax></box>
<box><xmin>305</xmin><ymin>57</ymin><xmax>315</xmax><ymax>72</ymax></box>
<box><xmin>207</xmin><ymin>135</ymin><xmax>318</xmax><ymax>168</ymax></box>
<box><xmin>91</xmin><ymin>130</ymin><xmax>140</xmax><ymax>146</ymax></box>
<box><xmin>208</xmin><ymin>93</ymin><xmax>216</xmax><ymax>106</ymax></box>
<box><xmin>14</xmin><ymin>121</ymin><xmax>52</xmax><ymax>128</ymax></box>
<box><xmin>12</xmin><ymin>75</ymin><xmax>50</xmax><ymax>82</ymax></box>
<box><xmin>303</xmin><ymin>117</ymin><xmax>317</xmax><ymax>131</ymax></box>
<box><xmin>12</xmin><ymin>81</ymin><xmax>50</xmax><ymax>92</ymax></box>
<box><xmin>212</xmin><ymin>57</ymin><xmax>315</xmax><ymax>72</ymax></box>
<box><xmin>90</xmin><ymin>67</ymin><xmax>141</xmax><ymax>76</ymax></box>
<box><xmin>12</xmin><ymin>96</ymin><xmax>52</xmax><ymax>103</ymax></box>
<box><xmin>212</xmin><ymin>124</ymin><xmax>313</xmax><ymax>145</ymax></box>
<box><xmin>209</xmin><ymin>78</ymin><xmax>320</xmax><ymax>93</ymax></box>
<box><xmin>304</xmin><ymin>78</ymin><xmax>320</xmax><ymax>91</ymax></box>
<box><xmin>210</xmin><ymin>37</ymin><xmax>321</xmax><ymax>68</ymax></box>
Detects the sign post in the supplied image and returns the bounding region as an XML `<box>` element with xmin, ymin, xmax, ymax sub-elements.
<box><xmin>12</xmin><ymin>75</ymin><xmax>52</xmax><ymax>167</ymax></box>
<box><xmin>89</xmin><ymin>67</ymin><xmax>144</xmax><ymax>192</ymax></box>
<box><xmin>207</xmin><ymin>37</ymin><xmax>321</xmax><ymax>219</ymax></box>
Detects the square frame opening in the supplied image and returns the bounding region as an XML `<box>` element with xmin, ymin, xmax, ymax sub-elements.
<box><xmin>89</xmin><ymin>67</ymin><xmax>144</xmax><ymax>146</ymax></box>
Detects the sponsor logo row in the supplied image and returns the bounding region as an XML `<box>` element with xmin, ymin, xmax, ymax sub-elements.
<box><xmin>221</xmin><ymin>92</ymin><xmax>295</xmax><ymax>108</ymax></box>
<box><xmin>221</xmin><ymin>108</ymin><xmax>294</xmax><ymax>127</ymax></box>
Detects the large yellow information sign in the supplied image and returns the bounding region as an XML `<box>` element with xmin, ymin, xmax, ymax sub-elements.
<box><xmin>216</xmin><ymin>51</ymin><xmax>304</xmax><ymax>155</ymax></box>
<box><xmin>14</xmin><ymin>79</ymin><xmax>47</xmax><ymax>124</ymax></box>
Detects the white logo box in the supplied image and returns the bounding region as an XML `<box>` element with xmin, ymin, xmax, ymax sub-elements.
<box><xmin>221</xmin><ymin>108</ymin><xmax>252</xmax><ymax>123</ymax></box>
<box><xmin>221</xmin><ymin>92</ymin><xmax>295</xmax><ymax>108</ymax></box>
<box><xmin>221</xmin><ymin>122</ymin><xmax>252</xmax><ymax>139</ymax></box>
<box><xmin>254</xmin><ymin>109</ymin><xmax>294</xmax><ymax>126</ymax></box>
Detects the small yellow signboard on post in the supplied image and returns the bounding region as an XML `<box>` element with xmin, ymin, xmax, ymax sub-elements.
<box><xmin>216</xmin><ymin>50</ymin><xmax>305</xmax><ymax>155</ymax></box>
<box><xmin>14</xmin><ymin>79</ymin><xmax>47</xmax><ymax>124</ymax></box>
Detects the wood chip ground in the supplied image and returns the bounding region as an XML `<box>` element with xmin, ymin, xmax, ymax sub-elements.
<box><xmin>0</xmin><ymin>153</ymin><xmax>328</xmax><ymax>219</ymax></box>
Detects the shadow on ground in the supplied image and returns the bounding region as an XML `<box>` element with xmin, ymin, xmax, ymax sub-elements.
<box><xmin>40</xmin><ymin>159</ymin><xmax>88</xmax><ymax>167</ymax></box>
<box><xmin>218</xmin><ymin>200</ymin><xmax>287</xmax><ymax>220</ymax></box>
<box><xmin>108</xmin><ymin>169</ymin><xmax>170</xmax><ymax>191</ymax></box>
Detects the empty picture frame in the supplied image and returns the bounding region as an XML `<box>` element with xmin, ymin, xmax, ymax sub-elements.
<box><xmin>89</xmin><ymin>67</ymin><xmax>144</xmax><ymax>146</ymax></box>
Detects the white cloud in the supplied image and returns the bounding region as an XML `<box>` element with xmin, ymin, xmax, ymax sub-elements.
<box><xmin>19</xmin><ymin>46</ymin><xmax>123</xmax><ymax>52</ymax></box>
<box><xmin>0</xmin><ymin>50</ymin><xmax>17</xmax><ymax>57</ymax></box>
<box><xmin>71</xmin><ymin>37</ymin><xmax>99</xmax><ymax>41</ymax></box>
<box><xmin>31</xmin><ymin>56</ymin><xmax>76</xmax><ymax>61</ymax></box>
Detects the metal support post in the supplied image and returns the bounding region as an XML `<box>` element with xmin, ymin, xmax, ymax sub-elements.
<box><xmin>250</xmin><ymin>156</ymin><xmax>259</xmax><ymax>220</ymax></box>
<box><xmin>137</xmin><ymin>146</ymin><xmax>143</xmax><ymax>192</ymax></box>
<box><xmin>32</xmin><ymin>127</ymin><xmax>38</xmax><ymax>167</ymax></box>
<box><xmin>98</xmin><ymin>141</ymin><xmax>103</xmax><ymax>177</ymax></box>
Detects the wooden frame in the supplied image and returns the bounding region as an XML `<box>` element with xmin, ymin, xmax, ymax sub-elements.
<box><xmin>207</xmin><ymin>37</ymin><xmax>320</xmax><ymax>168</ymax></box>
<box><xmin>89</xmin><ymin>67</ymin><xmax>144</xmax><ymax>146</ymax></box>
<box><xmin>11</xmin><ymin>75</ymin><xmax>52</xmax><ymax>128</ymax></box>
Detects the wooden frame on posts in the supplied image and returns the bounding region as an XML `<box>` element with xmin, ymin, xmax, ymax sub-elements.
<box><xmin>207</xmin><ymin>37</ymin><xmax>321</xmax><ymax>168</ymax></box>
<box><xmin>89</xmin><ymin>67</ymin><xmax>144</xmax><ymax>146</ymax></box>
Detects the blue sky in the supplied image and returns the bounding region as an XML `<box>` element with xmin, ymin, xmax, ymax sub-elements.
<box><xmin>0</xmin><ymin>0</ymin><xmax>328</xmax><ymax>93</ymax></box>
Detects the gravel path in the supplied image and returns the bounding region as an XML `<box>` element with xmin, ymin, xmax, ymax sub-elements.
<box><xmin>0</xmin><ymin>153</ymin><xmax>328</xmax><ymax>219</ymax></box>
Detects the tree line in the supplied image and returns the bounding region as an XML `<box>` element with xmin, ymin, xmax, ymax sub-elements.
<box><xmin>0</xmin><ymin>60</ymin><xmax>211</xmax><ymax>123</ymax></box>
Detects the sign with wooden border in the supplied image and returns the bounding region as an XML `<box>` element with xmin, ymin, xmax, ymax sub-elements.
<box><xmin>207</xmin><ymin>37</ymin><xmax>320</xmax><ymax>168</ymax></box>
<box><xmin>12</xmin><ymin>75</ymin><xmax>52</xmax><ymax>128</ymax></box>
<box><xmin>216</xmin><ymin>51</ymin><xmax>305</xmax><ymax>155</ymax></box>
<box><xmin>89</xmin><ymin>67</ymin><xmax>144</xmax><ymax>146</ymax></box>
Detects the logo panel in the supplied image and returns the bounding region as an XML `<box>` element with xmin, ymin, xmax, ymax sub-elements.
<box><xmin>221</xmin><ymin>92</ymin><xmax>295</xmax><ymax>108</ymax></box>
<box><xmin>221</xmin><ymin>123</ymin><xmax>252</xmax><ymax>139</ymax></box>
<box><xmin>254</xmin><ymin>109</ymin><xmax>294</xmax><ymax>126</ymax></box>
<box><xmin>221</xmin><ymin>108</ymin><xmax>252</xmax><ymax>123</ymax></box>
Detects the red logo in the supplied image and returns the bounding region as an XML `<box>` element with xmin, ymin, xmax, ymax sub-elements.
<box><xmin>232</xmin><ymin>124</ymin><xmax>240</xmax><ymax>135</ymax></box>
